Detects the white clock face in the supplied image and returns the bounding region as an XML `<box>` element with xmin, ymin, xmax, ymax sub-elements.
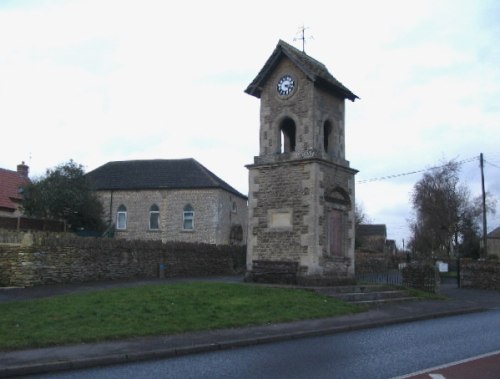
<box><xmin>277</xmin><ymin>74</ymin><xmax>295</xmax><ymax>96</ymax></box>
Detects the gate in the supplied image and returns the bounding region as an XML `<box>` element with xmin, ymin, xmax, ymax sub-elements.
<box><xmin>355</xmin><ymin>269</ymin><xmax>403</xmax><ymax>286</ymax></box>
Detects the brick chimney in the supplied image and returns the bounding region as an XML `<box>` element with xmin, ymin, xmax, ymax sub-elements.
<box><xmin>17</xmin><ymin>161</ymin><xmax>29</xmax><ymax>178</ymax></box>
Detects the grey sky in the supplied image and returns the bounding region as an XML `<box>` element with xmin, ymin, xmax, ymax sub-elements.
<box><xmin>1</xmin><ymin>0</ymin><xmax>499</xmax><ymax>246</ymax></box>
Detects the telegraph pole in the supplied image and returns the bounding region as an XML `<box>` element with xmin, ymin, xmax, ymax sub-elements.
<box><xmin>480</xmin><ymin>153</ymin><xmax>487</xmax><ymax>258</ymax></box>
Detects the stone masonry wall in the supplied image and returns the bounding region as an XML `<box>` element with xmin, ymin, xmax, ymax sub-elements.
<box><xmin>0</xmin><ymin>232</ymin><xmax>246</xmax><ymax>287</ymax></box>
<box><xmin>97</xmin><ymin>188</ymin><xmax>247</xmax><ymax>245</ymax></box>
<box><xmin>248</xmin><ymin>162</ymin><xmax>309</xmax><ymax>262</ymax></box>
<box><xmin>401</xmin><ymin>263</ymin><xmax>440</xmax><ymax>293</ymax></box>
<box><xmin>460</xmin><ymin>259</ymin><xmax>500</xmax><ymax>291</ymax></box>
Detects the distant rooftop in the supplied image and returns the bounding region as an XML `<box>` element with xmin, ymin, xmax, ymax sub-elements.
<box><xmin>488</xmin><ymin>227</ymin><xmax>500</xmax><ymax>239</ymax></box>
<box><xmin>357</xmin><ymin>224</ymin><xmax>387</xmax><ymax>238</ymax></box>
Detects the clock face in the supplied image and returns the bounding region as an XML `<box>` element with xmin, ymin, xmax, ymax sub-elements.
<box><xmin>277</xmin><ymin>74</ymin><xmax>295</xmax><ymax>97</ymax></box>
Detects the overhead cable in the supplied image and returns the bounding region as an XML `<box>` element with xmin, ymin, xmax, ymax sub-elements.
<box><xmin>357</xmin><ymin>156</ymin><xmax>478</xmax><ymax>184</ymax></box>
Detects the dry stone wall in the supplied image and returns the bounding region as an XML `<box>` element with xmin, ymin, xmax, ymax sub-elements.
<box><xmin>0</xmin><ymin>232</ymin><xmax>245</xmax><ymax>287</ymax></box>
<box><xmin>460</xmin><ymin>259</ymin><xmax>500</xmax><ymax>291</ymax></box>
<box><xmin>401</xmin><ymin>263</ymin><xmax>440</xmax><ymax>293</ymax></box>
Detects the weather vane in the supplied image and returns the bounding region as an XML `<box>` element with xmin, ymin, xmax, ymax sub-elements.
<box><xmin>293</xmin><ymin>25</ymin><xmax>313</xmax><ymax>53</ymax></box>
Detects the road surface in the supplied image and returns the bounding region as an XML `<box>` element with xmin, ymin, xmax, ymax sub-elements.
<box><xmin>28</xmin><ymin>309</ymin><xmax>500</xmax><ymax>379</ymax></box>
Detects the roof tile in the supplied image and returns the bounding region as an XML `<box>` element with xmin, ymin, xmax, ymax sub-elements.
<box><xmin>86</xmin><ymin>159</ymin><xmax>247</xmax><ymax>199</ymax></box>
<box><xmin>0</xmin><ymin>168</ymin><xmax>30</xmax><ymax>212</ymax></box>
<box><xmin>245</xmin><ymin>39</ymin><xmax>358</xmax><ymax>101</ymax></box>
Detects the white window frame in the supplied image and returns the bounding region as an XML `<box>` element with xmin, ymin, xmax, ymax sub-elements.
<box><xmin>183</xmin><ymin>204</ymin><xmax>194</xmax><ymax>230</ymax></box>
<box><xmin>149</xmin><ymin>204</ymin><xmax>160</xmax><ymax>230</ymax></box>
<box><xmin>116</xmin><ymin>205</ymin><xmax>127</xmax><ymax>230</ymax></box>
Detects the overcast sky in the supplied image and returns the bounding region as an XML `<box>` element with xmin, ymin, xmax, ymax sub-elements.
<box><xmin>1</xmin><ymin>0</ymin><xmax>499</xmax><ymax>247</ymax></box>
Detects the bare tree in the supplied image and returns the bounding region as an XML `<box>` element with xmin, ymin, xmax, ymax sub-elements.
<box><xmin>354</xmin><ymin>202</ymin><xmax>372</xmax><ymax>249</ymax></box>
<box><xmin>408</xmin><ymin>160</ymin><xmax>496</xmax><ymax>259</ymax></box>
<box><xmin>355</xmin><ymin>202</ymin><xmax>370</xmax><ymax>227</ymax></box>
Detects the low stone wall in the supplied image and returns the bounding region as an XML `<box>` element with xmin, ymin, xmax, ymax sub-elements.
<box><xmin>460</xmin><ymin>259</ymin><xmax>500</xmax><ymax>291</ymax></box>
<box><xmin>354</xmin><ymin>251</ymin><xmax>405</xmax><ymax>275</ymax></box>
<box><xmin>401</xmin><ymin>263</ymin><xmax>440</xmax><ymax>293</ymax></box>
<box><xmin>0</xmin><ymin>232</ymin><xmax>246</xmax><ymax>287</ymax></box>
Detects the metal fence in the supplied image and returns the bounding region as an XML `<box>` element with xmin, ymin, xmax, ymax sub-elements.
<box><xmin>355</xmin><ymin>269</ymin><xmax>403</xmax><ymax>286</ymax></box>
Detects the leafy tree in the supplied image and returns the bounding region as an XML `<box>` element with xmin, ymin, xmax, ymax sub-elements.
<box><xmin>22</xmin><ymin>160</ymin><xmax>105</xmax><ymax>232</ymax></box>
<box><xmin>408</xmin><ymin>160</ymin><xmax>495</xmax><ymax>259</ymax></box>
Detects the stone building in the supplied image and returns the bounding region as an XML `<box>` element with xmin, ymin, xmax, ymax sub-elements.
<box><xmin>244</xmin><ymin>40</ymin><xmax>358</xmax><ymax>285</ymax></box>
<box><xmin>356</xmin><ymin>224</ymin><xmax>388</xmax><ymax>253</ymax></box>
<box><xmin>87</xmin><ymin>159</ymin><xmax>247</xmax><ymax>245</ymax></box>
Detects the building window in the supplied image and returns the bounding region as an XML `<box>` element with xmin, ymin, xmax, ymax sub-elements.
<box><xmin>116</xmin><ymin>205</ymin><xmax>127</xmax><ymax>230</ymax></box>
<box><xmin>183</xmin><ymin>204</ymin><xmax>194</xmax><ymax>230</ymax></box>
<box><xmin>149</xmin><ymin>204</ymin><xmax>160</xmax><ymax>230</ymax></box>
<box><xmin>232</xmin><ymin>201</ymin><xmax>237</xmax><ymax>213</ymax></box>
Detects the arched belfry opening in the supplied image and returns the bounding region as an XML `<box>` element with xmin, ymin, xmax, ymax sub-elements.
<box><xmin>323</xmin><ymin>120</ymin><xmax>333</xmax><ymax>154</ymax></box>
<box><xmin>280</xmin><ymin>117</ymin><xmax>296</xmax><ymax>153</ymax></box>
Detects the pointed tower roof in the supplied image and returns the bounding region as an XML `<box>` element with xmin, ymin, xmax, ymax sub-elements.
<box><xmin>245</xmin><ymin>40</ymin><xmax>358</xmax><ymax>101</ymax></box>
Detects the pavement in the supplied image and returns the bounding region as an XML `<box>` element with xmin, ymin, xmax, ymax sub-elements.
<box><xmin>1</xmin><ymin>276</ymin><xmax>500</xmax><ymax>378</ymax></box>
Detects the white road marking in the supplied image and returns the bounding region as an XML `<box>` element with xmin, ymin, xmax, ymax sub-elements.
<box><xmin>391</xmin><ymin>349</ymin><xmax>500</xmax><ymax>378</ymax></box>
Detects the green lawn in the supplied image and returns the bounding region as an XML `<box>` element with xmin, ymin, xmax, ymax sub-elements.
<box><xmin>0</xmin><ymin>282</ymin><xmax>364</xmax><ymax>350</ymax></box>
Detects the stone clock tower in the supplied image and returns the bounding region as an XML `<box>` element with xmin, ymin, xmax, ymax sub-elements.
<box><xmin>245</xmin><ymin>40</ymin><xmax>358</xmax><ymax>285</ymax></box>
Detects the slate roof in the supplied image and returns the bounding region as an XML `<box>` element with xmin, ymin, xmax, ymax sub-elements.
<box><xmin>487</xmin><ymin>227</ymin><xmax>500</xmax><ymax>239</ymax></box>
<box><xmin>357</xmin><ymin>224</ymin><xmax>387</xmax><ymax>238</ymax></box>
<box><xmin>86</xmin><ymin>159</ymin><xmax>247</xmax><ymax>199</ymax></box>
<box><xmin>0</xmin><ymin>168</ymin><xmax>29</xmax><ymax>212</ymax></box>
<box><xmin>245</xmin><ymin>39</ymin><xmax>358</xmax><ymax>101</ymax></box>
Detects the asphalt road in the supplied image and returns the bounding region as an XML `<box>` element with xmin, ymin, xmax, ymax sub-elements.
<box><xmin>27</xmin><ymin>309</ymin><xmax>500</xmax><ymax>379</ymax></box>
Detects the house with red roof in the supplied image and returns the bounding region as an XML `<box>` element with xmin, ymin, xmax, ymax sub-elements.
<box><xmin>0</xmin><ymin>162</ymin><xmax>30</xmax><ymax>218</ymax></box>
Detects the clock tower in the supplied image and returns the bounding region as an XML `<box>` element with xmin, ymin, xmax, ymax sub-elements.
<box><xmin>245</xmin><ymin>40</ymin><xmax>358</xmax><ymax>285</ymax></box>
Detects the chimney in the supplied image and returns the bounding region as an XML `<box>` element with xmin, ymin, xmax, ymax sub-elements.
<box><xmin>17</xmin><ymin>161</ymin><xmax>29</xmax><ymax>178</ymax></box>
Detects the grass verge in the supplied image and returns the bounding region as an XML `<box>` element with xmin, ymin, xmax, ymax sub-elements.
<box><xmin>0</xmin><ymin>282</ymin><xmax>364</xmax><ymax>351</ymax></box>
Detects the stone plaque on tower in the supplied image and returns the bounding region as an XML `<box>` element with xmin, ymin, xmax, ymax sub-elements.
<box><xmin>244</xmin><ymin>40</ymin><xmax>359</xmax><ymax>285</ymax></box>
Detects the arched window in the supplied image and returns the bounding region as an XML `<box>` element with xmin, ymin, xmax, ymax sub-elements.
<box><xmin>183</xmin><ymin>204</ymin><xmax>194</xmax><ymax>230</ymax></box>
<box><xmin>323</xmin><ymin>120</ymin><xmax>333</xmax><ymax>153</ymax></box>
<box><xmin>230</xmin><ymin>224</ymin><xmax>243</xmax><ymax>244</ymax></box>
<box><xmin>149</xmin><ymin>204</ymin><xmax>160</xmax><ymax>230</ymax></box>
<box><xmin>280</xmin><ymin>117</ymin><xmax>296</xmax><ymax>153</ymax></box>
<box><xmin>116</xmin><ymin>205</ymin><xmax>127</xmax><ymax>230</ymax></box>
